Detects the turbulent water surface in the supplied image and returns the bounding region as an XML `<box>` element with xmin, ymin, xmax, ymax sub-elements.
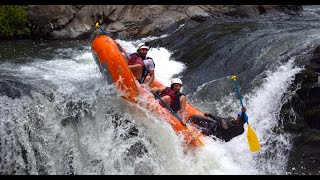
<box><xmin>1</xmin><ymin>6</ymin><xmax>320</xmax><ymax>175</ymax></box>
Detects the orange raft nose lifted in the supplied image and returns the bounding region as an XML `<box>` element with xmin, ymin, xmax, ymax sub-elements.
<box><xmin>91</xmin><ymin>35</ymin><xmax>206</xmax><ymax>147</ymax></box>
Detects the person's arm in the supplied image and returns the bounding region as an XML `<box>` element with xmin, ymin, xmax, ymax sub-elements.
<box><xmin>144</xmin><ymin>59</ymin><xmax>155</xmax><ymax>87</ymax></box>
<box><xmin>179</xmin><ymin>95</ymin><xmax>187</xmax><ymax>126</ymax></box>
<box><xmin>236</xmin><ymin>106</ymin><xmax>247</xmax><ymax>123</ymax></box>
<box><xmin>204</xmin><ymin>113</ymin><xmax>214</xmax><ymax>119</ymax></box>
<box><xmin>115</xmin><ymin>41</ymin><xmax>128</xmax><ymax>63</ymax></box>
<box><xmin>146</xmin><ymin>70</ymin><xmax>154</xmax><ymax>87</ymax></box>
<box><xmin>151</xmin><ymin>86</ymin><xmax>166</xmax><ymax>94</ymax></box>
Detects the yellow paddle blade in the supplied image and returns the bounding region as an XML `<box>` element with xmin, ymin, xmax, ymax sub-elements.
<box><xmin>247</xmin><ymin>124</ymin><xmax>260</xmax><ymax>152</ymax></box>
<box><xmin>95</xmin><ymin>22</ymin><xmax>100</xmax><ymax>28</ymax></box>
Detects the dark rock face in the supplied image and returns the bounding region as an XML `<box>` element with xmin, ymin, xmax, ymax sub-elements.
<box><xmin>287</xmin><ymin>130</ymin><xmax>320</xmax><ymax>175</ymax></box>
<box><xmin>279</xmin><ymin>5</ymin><xmax>303</xmax><ymax>15</ymax></box>
<box><xmin>25</xmin><ymin>5</ymin><xmax>303</xmax><ymax>40</ymax></box>
<box><xmin>310</xmin><ymin>46</ymin><xmax>320</xmax><ymax>74</ymax></box>
<box><xmin>281</xmin><ymin>46</ymin><xmax>320</xmax><ymax>175</ymax></box>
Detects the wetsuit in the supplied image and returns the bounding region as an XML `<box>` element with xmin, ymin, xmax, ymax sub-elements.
<box><xmin>188</xmin><ymin>112</ymin><xmax>246</xmax><ymax>142</ymax></box>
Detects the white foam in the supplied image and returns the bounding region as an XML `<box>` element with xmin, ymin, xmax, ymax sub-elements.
<box><xmin>11</xmin><ymin>37</ymin><xmax>303</xmax><ymax>175</ymax></box>
<box><xmin>242</xmin><ymin>58</ymin><xmax>302</xmax><ymax>174</ymax></box>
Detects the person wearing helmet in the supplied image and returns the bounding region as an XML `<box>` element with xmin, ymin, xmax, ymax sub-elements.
<box><xmin>128</xmin><ymin>42</ymin><xmax>155</xmax><ymax>87</ymax></box>
<box><xmin>151</xmin><ymin>78</ymin><xmax>187</xmax><ymax>126</ymax></box>
<box><xmin>188</xmin><ymin>107</ymin><xmax>247</xmax><ymax>142</ymax></box>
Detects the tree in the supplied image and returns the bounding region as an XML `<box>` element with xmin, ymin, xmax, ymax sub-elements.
<box><xmin>0</xmin><ymin>5</ymin><xmax>30</xmax><ymax>39</ymax></box>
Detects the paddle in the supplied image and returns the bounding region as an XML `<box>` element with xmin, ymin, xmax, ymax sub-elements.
<box><xmin>95</xmin><ymin>22</ymin><xmax>111</xmax><ymax>36</ymax></box>
<box><xmin>95</xmin><ymin>22</ymin><xmax>129</xmax><ymax>58</ymax></box>
<box><xmin>231</xmin><ymin>76</ymin><xmax>260</xmax><ymax>152</ymax></box>
<box><xmin>154</xmin><ymin>93</ymin><xmax>205</xmax><ymax>146</ymax></box>
<box><xmin>154</xmin><ymin>93</ymin><xmax>186</xmax><ymax>126</ymax></box>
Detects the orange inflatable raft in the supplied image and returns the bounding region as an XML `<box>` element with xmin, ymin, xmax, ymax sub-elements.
<box><xmin>91</xmin><ymin>35</ymin><xmax>206</xmax><ymax>147</ymax></box>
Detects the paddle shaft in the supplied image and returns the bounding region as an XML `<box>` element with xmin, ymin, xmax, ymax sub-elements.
<box><xmin>95</xmin><ymin>22</ymin><xmax>111</xmax><ymax>37</ymax></box>
<box><xmin>154</xmin><ymin>93</ymin><xmax>183</xmax><ymax>123</ymax></box>
<box><xmin>233</xmin><ymin>80</ymin><xmax>244</xmax><ymax>108</ymax></box>
<box><xmin>232</xmin><ymin>79</ymin><xmax>249</xmax><ymax>124</ymax></box>
<box><xmin>98</xmin><ymin>26</ymin><xmax>111</xmax><ymax>36</ymax></box>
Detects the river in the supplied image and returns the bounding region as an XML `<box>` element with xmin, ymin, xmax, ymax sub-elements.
<box><xmin>1</xmin><ymin>5</ymin><xmax>320</xmax><ymax>175</ymax></box>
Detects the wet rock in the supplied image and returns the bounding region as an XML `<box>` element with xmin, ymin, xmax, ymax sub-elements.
<box><xmin>111</xmin><ymin>113</ymin><xmax>139</xmax><ymax>141</ymax></box>
<box><xmin>25</xmin><ymin>5</ymin><xmax>303</xmax><ymax>40</ymax></box>
<box><xmin>279</xmin><ymin>5</ymin><xmax>303</xmax><ymax>15</ymax></box>
<box><xmin>126</xmin><ymin>141</ymin><xmax>148</xmax><ymax>158</ymax></box>
<box><xmin>282</xmin><ymin>45</ymin><xmax>320</xmax><ymax>175</ymax></box>
<box><xmin>0</xmin><ymin>80</ymin><xmax>22</xmax><ymax>99</ymax></box>
<box><xmin>0</xmin><ymin>76</ymin><xmax>34</xmax><ymax>99</ymax></box>
<box><xmin>186</xmin><ymin>6</ymin><xmax>210</xmax><ymax>21</ymax></box>
<box><xmin>60</xmin><ymin>100</ymin><xmax>94</xmax><ymax>127</ymax></box>
<box><xmin>287</xmin><ymin>129</ymin><xmax>320</xmax><ymax>175</ymax></box>
<box><xmin>281</xmin><ymin>48</ymin><xmax>320</xmax><ymax>132</ymax></box>
<box><xmin>65</xmin><ymin>149</ymin><xmax>75</xmax><ymax>175</ymax></box>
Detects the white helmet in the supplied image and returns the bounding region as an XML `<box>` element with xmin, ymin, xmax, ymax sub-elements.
<box><xmin>136</xmin><ymin>42</ymin><xmax>149</xmax><ymax>51</ymax></box>
<box><xmin>170</xmin><ymin>78</ymin><xmax>183</xmax><ymax>86</ymax></box>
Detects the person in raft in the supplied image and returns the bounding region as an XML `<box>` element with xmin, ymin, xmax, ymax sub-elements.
<box><xmin>151</xmin><ymin>78</ymin><xmax>188</xmax><ymax>126</ymax></box>
<box><xmin>127</xmin><ymin>42</ymin><xmax>155</xmax><ymax>87</ymax></box>
<box><xmin>110</xmin><ymin>34</ymin><xmax>154</xmax><ymax>86</ymax></box>
<box><xmin>151</xmin><ymin>77</ymin><xmax>248</xmax><ymax>142</ymax></box>
<box><xmin>188</xmin><ymin>106</ymin><xmax>247</xmax><ymax>142</ymax></box>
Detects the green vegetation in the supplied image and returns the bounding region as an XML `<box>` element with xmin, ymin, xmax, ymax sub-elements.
<box><xmin>0</xmin><ymin>5</ymin><xmax>30</xmax><ymax>39</ymax></box>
